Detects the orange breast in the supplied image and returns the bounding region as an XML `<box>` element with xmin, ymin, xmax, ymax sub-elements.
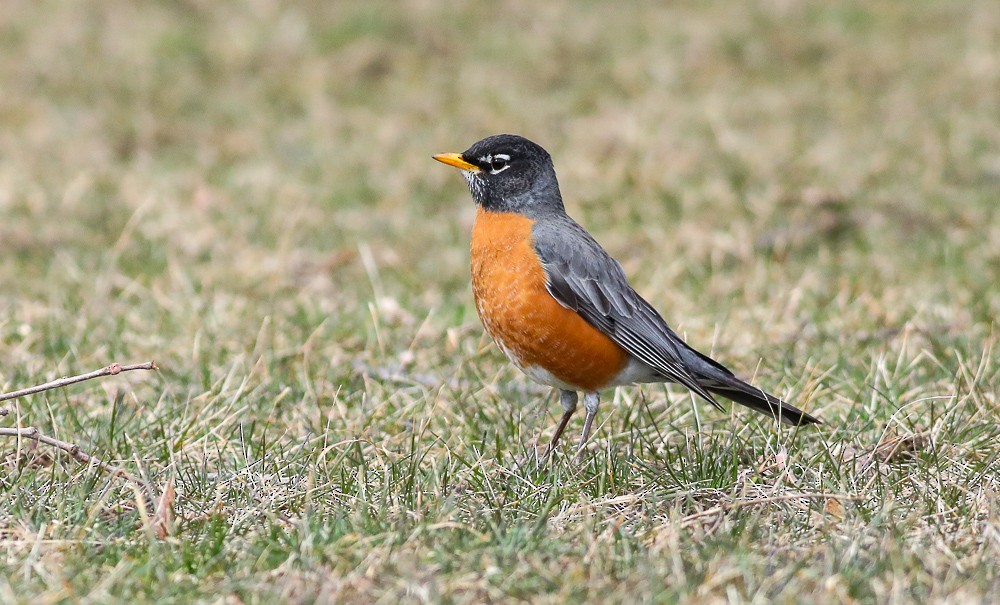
<box><xmin>470</xmin><ymin>208</ymin><xmax>629</xmax><ymax>392</ymax></box>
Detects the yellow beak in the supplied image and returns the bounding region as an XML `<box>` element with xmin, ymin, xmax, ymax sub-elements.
<box><xmin>432</xmin><ymin>152</ymin><xmax>480</xmax><ymax>172</ymax></box>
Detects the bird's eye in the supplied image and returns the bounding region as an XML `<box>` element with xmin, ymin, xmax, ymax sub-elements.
<box><xmin>489</xmin><ymin>154</ymin><xmax>510</xmax><ymax>173</ymax></box>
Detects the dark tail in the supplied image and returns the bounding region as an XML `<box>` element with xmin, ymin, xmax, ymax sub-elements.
<box><xmin>684</xmin><ymin>347</ymin><xmax>822</xmax><ymax>426</ymax></box>
<box><xmin>706</xmin><ymin>382</ymin><xmax>821</xmax><ymax>426</ymax></box>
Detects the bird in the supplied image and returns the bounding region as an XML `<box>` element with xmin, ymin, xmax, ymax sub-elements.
<box><xmin>433</xmin><ymin>134</ymin><xmax>821</xmax><ymax>458</ymax></box>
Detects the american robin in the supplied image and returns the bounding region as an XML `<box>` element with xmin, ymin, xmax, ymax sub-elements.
<box><xmin>434</xmin><ymin>134</ymin><xmax>821</xmax><ymax>457</ymax></box>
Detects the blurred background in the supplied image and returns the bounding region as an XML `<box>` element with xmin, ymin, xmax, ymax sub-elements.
<box><xmin>2</xmin><ymin>1</ymin><xmax>998</xmax><ymax>365</ymax></box>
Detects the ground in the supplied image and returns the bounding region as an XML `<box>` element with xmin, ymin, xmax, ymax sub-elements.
<box><xmin>1</xmin><ymin>1</ymin><xmax>999</xmax><ymax>603</ymax></box>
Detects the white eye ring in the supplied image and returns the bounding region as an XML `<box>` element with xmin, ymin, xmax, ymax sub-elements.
<box><xmin>481</xmin><ymin>154</ymin><xmax>511</xmax><ymax>174</ymax></box>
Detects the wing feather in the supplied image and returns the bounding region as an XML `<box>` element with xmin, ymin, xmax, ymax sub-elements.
<box><xmin>532</xmin><ymin>218</ymin><xmax>723</xmax><ymax>410</ymax></box>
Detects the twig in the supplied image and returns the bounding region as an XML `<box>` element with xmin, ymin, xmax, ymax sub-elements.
<box><xmin>0</xmin><ymin>361</ymin><xmax>158</xmax><ymax>403</ymax></box>
<box><xmin>0</xmin><ymin>361</ymin><xmax>158</xmax><ymax>487</ymax></box>
<box><xmin>0</xmin><ymin>426</ymin><xmax>146</xmax><ymax>486</ymax></box>
<box><xmin>677</xmin><ymin>492</ymin><xmax>862</xmax><ymax>528</ymax></box>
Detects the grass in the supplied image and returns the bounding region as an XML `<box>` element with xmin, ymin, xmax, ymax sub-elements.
<box><xmin>1</xmin><ymin>0</ymin><xmax>999</xmax><ymax>602</ymax></box>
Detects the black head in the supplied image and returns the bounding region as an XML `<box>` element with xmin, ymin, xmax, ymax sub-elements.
<box><xmin>433</xmin><ymin>134</ymin><xmax>565</xmax><ymax>216</ymax></box>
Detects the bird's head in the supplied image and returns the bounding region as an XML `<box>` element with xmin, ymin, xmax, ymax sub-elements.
<box><xmin>434</xmin><ymin>134</ymin><xmax>564</xmax><ymax>216</ymax></box>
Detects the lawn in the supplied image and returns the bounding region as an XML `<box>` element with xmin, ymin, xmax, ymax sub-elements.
<box><xmin>1</xmin><ymin>1</ymin><xmax>999</xmax><ymax>602</ymax></box>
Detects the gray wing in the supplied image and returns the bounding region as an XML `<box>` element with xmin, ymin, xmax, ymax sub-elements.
<box><xmin>532</xmin><ymin>217</ymin><xmax>724</xmax><ymax>410</ymax></box>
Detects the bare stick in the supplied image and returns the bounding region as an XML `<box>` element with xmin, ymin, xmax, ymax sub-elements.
<box><xmin>0</xmin><ymin>426</ymin><xmax>147</xmax><ymax>486</ymax></box>
<box><xmin>0</xmin><ymin>361</ymin><xmax>157</xmax><ymax>403</ymax></box>
<box><xmin>0</xmin><ymin>361</ymin><xmax>158</xmax><ymax>488</ymax></box>
<box><xmin>677</xmin><ymin>492</ymin><xmax>862</xmax><ymax>528</ymax></box>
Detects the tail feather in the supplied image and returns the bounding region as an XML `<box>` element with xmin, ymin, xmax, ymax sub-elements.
<box><xmin>706</xmin><ymin>382</ymin><xmax>821</xmax><ymax>426</ymax></box>
<box><xmin>681</xmin><ymin>346</ymin><xmax>821</xmax><ymax>426</ymax></box>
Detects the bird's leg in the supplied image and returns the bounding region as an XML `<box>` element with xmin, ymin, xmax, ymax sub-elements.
<box><xmin>543</xmin><ymin>389</ymin><xmax>578</xmax><ymax>458</ymax></box>
<box><xmin>574</xmin><ymin>391</ymin><xmax>601</xmax><ymax>461</ymax></box>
